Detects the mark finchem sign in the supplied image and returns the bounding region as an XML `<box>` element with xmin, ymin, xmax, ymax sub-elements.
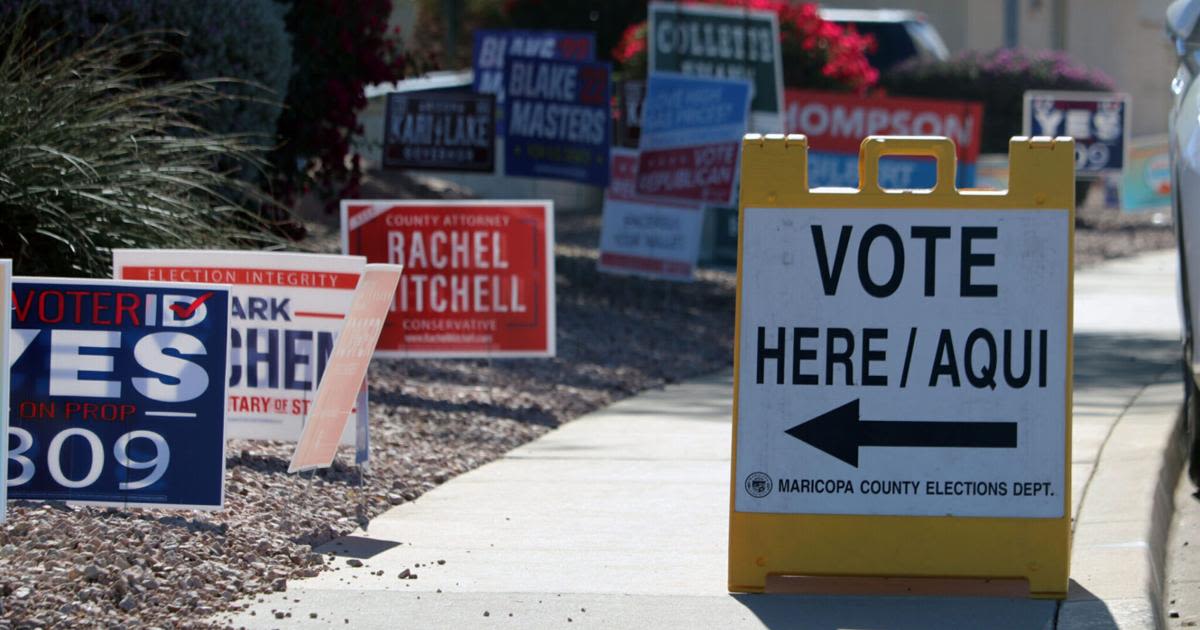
<box><xmin>114</xmin><ymin>251</ymin><xmax>367</xmax><ymax>444</ymax></box>
<box><xmin>648</xmin><ymin>1</ymin><xmax>783</xmax><ymax>132</ymax></box>
<box><xmin>342</xmin><ymin>200</ymin><xmax>555</xmax><ymax>358</ymax></box>
<box><xmin>8</xmin><ymin>278</ymin><xmax>230</xmax><ymax>509</ymax></box>
<box><xmin>735</xmin><ymin>208</ymin><xmax>1068</xmax><ymax>518</ymax></box>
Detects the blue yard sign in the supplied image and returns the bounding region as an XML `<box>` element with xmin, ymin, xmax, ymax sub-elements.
<box><xmin>503</xmin><ymin>55</ymin><xmax>612</xmax><ymax>187</ymax></box>
<box><xmin>473</xmin><ymin>29</ymin><xmax>595</xmax><ymax>136</ymax></box>
<box><xmin>473</xmin><ymin>30</ymin><xmax>595</xmax><ymax>99</ymax></box>
<box><xmin>1023</xmin><ymin>90</ymin><xmax>1131</xmax><ymax>176</ymax></box>
<box><xmin>8</xmin><ymin>278</ymin><xmax>230</xmax><ymax>510</ymax></box>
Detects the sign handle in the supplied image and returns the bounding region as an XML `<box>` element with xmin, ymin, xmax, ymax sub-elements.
<box><xmin>858</xmin><ymin>136</ymin><xmax>958</xmax><ymax>195</ymax></box>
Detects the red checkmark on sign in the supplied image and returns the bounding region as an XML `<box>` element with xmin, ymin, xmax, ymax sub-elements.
<box><xmin>168</xmin><ymin>291</ymin><xmax>213</xmax><ymax>321</ymax></box>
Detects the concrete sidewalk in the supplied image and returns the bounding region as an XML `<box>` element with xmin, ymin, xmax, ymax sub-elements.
<box><xmin>226</xmin><ymin>250</ymin><xmax>1184</xmax><ymax>629</ymax></box>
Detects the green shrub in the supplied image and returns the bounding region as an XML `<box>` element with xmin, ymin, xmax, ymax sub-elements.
<box><xmin>0</xmin><ymin>0</ymin><xmax>292</xmax><ymax>145</ymax></box>
<box><xmin>882</xmin><ymin>48</ymin><xmax>1117</xmax><ymax>154</ymax></box>
<box><xmin>0</xmin><ymin>14</ymin><xmax>283</xmax><ymax>277</ymax></box>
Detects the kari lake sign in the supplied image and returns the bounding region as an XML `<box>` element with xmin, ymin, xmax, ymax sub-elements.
<box><xmin>384</xmin><ymin>92</ymin><xmax>496</xmax><ymax>172</ymax></box>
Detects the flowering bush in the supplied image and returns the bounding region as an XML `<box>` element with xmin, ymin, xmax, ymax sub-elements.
<box><xmin>882</xmin><ymin>48</ymin><xmax>1117</xmax><ymax>153</ymax></box>
<box><xmin>613</xmin><ymin>0</ymin><xmax>877</xmax><ymax>92</ymax></box>
<box><xmin>272</xmin><ymin>0</ymin><xmax>409</xmax><ymax>211</ymax></box>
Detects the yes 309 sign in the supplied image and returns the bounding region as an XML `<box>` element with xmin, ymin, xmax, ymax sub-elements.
<box><xmin>8</xmin><ymin>279</ymin><xmax>230</xmax><ymax>509</ymax></box>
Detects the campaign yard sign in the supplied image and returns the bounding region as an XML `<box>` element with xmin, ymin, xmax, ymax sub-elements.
<box><xmin>342</xmin><ymin>200</ymin><xmax>555</xmax><ymax>358</ymax></box>
<box><xmin>636</xmin><ymin>72</ymin><xmax>752</xmax><ymax>206</ymax></box>
<box><xmin>290</xmin><ymin>265</ymin><xmax>402</xmax><ymax>473</ymax></box>
<box><xmin>615</xmin><ymin>80</ymin><xmax>646</xmax><ymax>149</ymax></box>
<box><xmin>384</xmin><ymin>92</ymin><xmax>496</xmax><ymax>172</ymax></box>
<box><xmin>473</xmin><ymin>29</ymin><xmax>595</xmax><ymax>105</ymax></box>
<box><xmin>113</xmin><ymin>251</ymin><xmax>367</xmax><ymax>445</ymax></box>
<box><xmin>1122</xmin><ymin>135</ymin><xmax>1171</xmax><ymax>212</ymax></box>
<box><xmin>1023</xmin><ymin>90</ymin><xmax>1130</xmax><ymax>175</ymax></box>
<box><xmin>729</xmin><ymin>135</ymin><xmax>1074</xmax><ymax>597</ymax></box>
<box><xmin>8</xmin><ymin>278</ymin><xmax>230</xmax><ymax>509</ymax></box>
<box><xmin>503</xmin><ymin>55</ymin><xmax>612</xmax><ymax>187</ymax></box>
<box><xmin>0</xmin><ymin>261</ymin><xmax>10</xmax><ymax>521</ymax></box>
<box><xmin>785</xmin><ymin>89</ymin><xmax>984</xmax><ymax>189</ymax></box>
<box><xmin>648</xmin><ymin>1</ymin><xmax>784</xmax><ymax>132</ymax></box>
<box><xmin>599</xmin><ymin>148</ymin><xmax>703</xmax><ymax>281</ymax></box>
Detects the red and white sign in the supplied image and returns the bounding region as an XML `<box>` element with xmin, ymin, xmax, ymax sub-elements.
<box><xmin>784</xmin><ymin>89</ymin><xmax>984</xmax><ymax>162</ymax></box>
<box><xmin>290</xmin><ymin>264</ymin><xmax>402</xmax><ymax>472</ymax></box>
<box><xmin>341</xmin><ymin>200</ymin><xmax>556</xmax><ymax>358</ymax></box>
<box><xmin>599</xmin><ymin>149</ymin><xmax>703</xmax><ymax>281</ymax></box>
<box><xmin>114</xmin><ymin>250</ymin><xmax>367</xmax><ymax>444</ymax></box>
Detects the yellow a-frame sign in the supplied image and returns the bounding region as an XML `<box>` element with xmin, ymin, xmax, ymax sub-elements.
<box><xmin>729</xmin><ymin>135</ymin><xmax>1074</xmax><ymax>598</ymax></box>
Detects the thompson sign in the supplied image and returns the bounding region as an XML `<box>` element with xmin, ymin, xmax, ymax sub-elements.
<box><xmin>341</xmin><ymin>200</ymin><xmax>555</xmax><ymax>358</ymax></box>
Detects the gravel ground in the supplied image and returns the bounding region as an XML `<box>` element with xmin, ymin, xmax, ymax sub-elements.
<box><xmin>0</xmin><ymin>171</ymin><xmax>1176</xmax><ymax>628</ymax></box>
<box><xmin>1074</xmin><ymin>197</ymin><xmax>1176</xmax><ymax>268</ymax></box>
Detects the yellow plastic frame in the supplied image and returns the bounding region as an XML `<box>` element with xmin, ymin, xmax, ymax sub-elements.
<box><xmin>728</xmin><ymin>134</ymin><xmax>1075</xmax><ymax>599</ymax></box>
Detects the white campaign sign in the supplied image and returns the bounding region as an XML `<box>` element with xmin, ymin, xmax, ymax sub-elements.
<box><xmin>598</xmin><ymin>148</ymin><xmax>703</xmax><ymax>281</ymax></box>
<box><xmin>113</xmin><ymin>250</ymin><xmax>366</xmax><ymax>444</ymax></box>
<box><xmin>735</xmin><ymin>208</ymin><xmax>1069</xmax><ymax>518</ymax></box>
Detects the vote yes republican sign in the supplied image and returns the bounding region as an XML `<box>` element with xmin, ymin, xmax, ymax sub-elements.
<box><xmin>342</xmin><ymin>200</ymin><xmax>555</xmax><ymax>358</ymax></box>
<box><xmin>8</xmin><ymin>278</ymin><xmax>230</xmax><ymax>509</ymax></box>
<box><xmin>636</xmin><ymin>72</ymin><xmax>752</xmax><ymax>206</ymax></box>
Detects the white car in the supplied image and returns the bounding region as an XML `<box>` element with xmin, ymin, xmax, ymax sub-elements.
<box><xmin>1168</xmin><ymin>0</ymin><xmax>1200</xmax><ymax>484</ymax></box>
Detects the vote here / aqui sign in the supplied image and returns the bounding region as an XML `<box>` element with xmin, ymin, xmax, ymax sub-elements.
<box><xmin>730</xmin><ymin>134</ymin><xmax>1075</xmax><ymax>598</ymax></box>
<box><xmin>8</xmin><ymin>278</ymin><xmax>230</xmax><ymax>509</ymax></box>
<box><xmin>341</xmin><ymin>200</ymin><xmax>555</xmax><ymax>358</ymax></box>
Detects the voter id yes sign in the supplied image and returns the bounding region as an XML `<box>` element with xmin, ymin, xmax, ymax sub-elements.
<box><xmin>8</xmin><ymin>278</ymin><xmax>230</xmax><ymax>509</ymax></box>
<box><xmin>113</xmin><ymin>251</ymin><xmax>367</xmax><ymax>444</ymax></box>
<box><xmin>730</xmin><ymin>135</ymin><xmax>1074</xmax><ymax>598</ymax></box>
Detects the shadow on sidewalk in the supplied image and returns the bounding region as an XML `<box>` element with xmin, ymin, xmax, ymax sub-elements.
<box><xmin>730</xmin><ymin>579</ymin><xmax>1118</xmax><ymax>629</ymax></box>
<box><xmin>1074</xmin><ymin>332</ymin><xmax>1179</xmax><ymax>390</ymax></box>
<box><xmin>730</xmin><ymin>592</ymin><xmax>1057</xmax><ymax>629</ymax></box>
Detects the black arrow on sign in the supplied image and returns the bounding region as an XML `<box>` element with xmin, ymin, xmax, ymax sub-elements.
<box><xmin>784</xmin><ymin>399</ymin><xmax>1018</xmax><ymax>468</ymax></box>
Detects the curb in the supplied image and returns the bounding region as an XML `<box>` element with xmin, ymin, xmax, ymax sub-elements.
<box><xmin>1058</xmin><ymin>372</ymin><xmax>1186</xmax><ymax>629</ymax></box>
